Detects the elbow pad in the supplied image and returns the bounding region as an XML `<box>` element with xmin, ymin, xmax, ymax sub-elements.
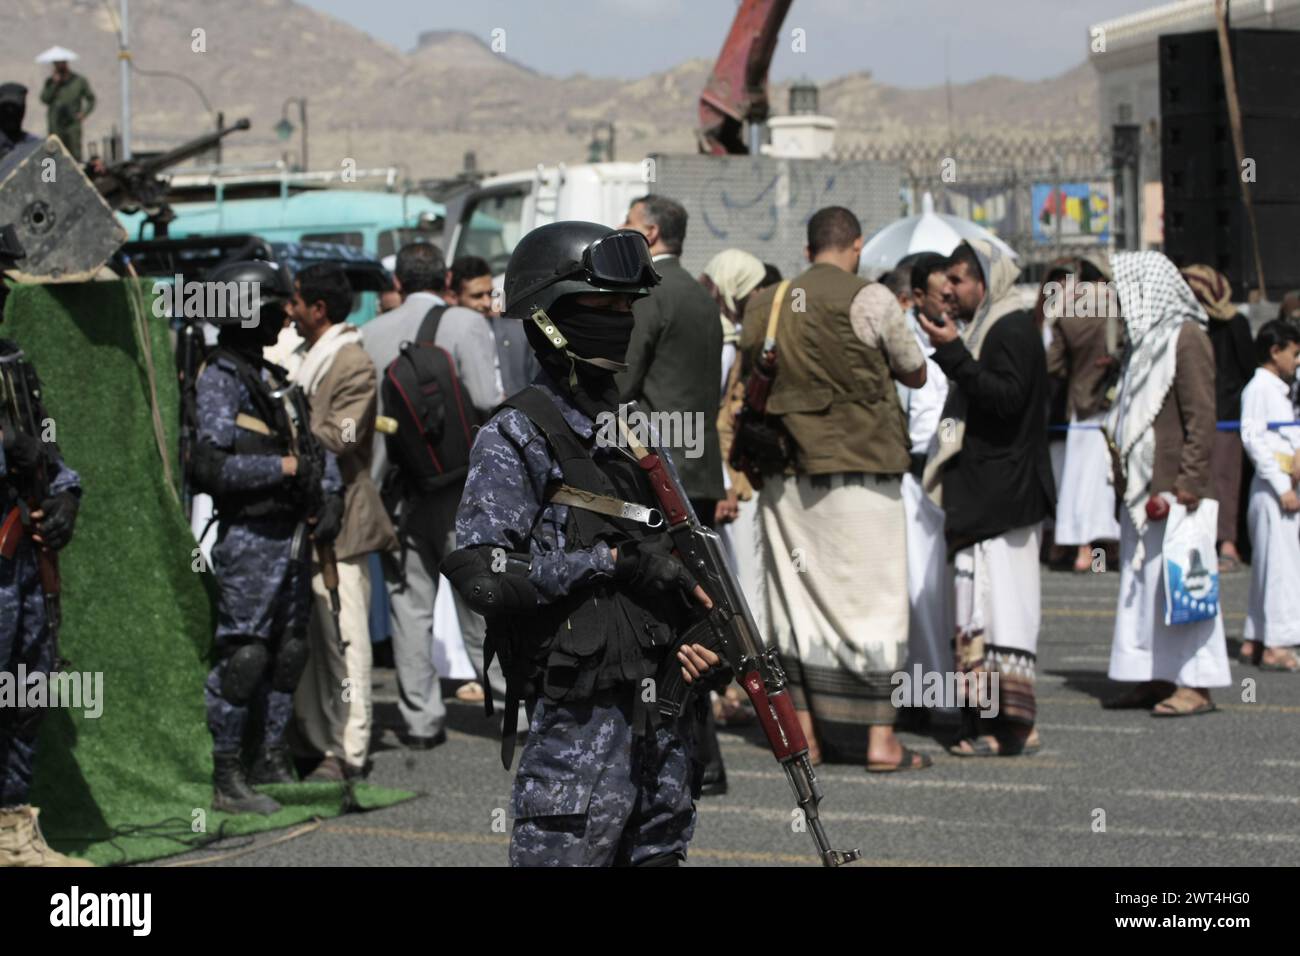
<box><xmin>443</xmin><ymin>545</ymin><xmax>539</xmax><ymax>617</ymax></box>
<box><xmin>190</xmin><ymin>441</ymin><xmax>231</xmax><ymax>496</ymax></box>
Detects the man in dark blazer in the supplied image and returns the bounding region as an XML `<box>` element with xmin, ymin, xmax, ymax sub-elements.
<box><xmin>918</xmin><ymin>240</ymin><xmax>1055</xmax><ymax>759</ymax></box>
<box><xmin>617</xmin><ymin>194</ymin><xmax>728</xmax><ymax>795</ymax></box>
<box><xmin>618</xmin><ymin>195</ymin><xmax>725</xmax><ymax>523</ymax></box>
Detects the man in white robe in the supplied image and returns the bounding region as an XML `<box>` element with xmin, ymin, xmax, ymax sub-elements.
<box><xmin>1239</xmin><ymin>321</ymin><xmax>1300</xmax><ymax>671</ymax></box>
<box><xmin>1104</xmin><ymin>252</ymin><xmax>1230</xmax><ymax>715</ymax></box>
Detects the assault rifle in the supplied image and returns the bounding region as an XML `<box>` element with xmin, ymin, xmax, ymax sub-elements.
<box><xmin>0</xmin><ymin>350</ymin><xmax>63</xmax><ymax>661</ymax></box>
<box><xmin>623</xmin><ymin>408</ymin><xmax>861</xmax><ymax>867</ymax></box>
<box><xmin>275</xmin><ymin>382</ymin><xmax>346</xmax><ymax>655</ymax></box>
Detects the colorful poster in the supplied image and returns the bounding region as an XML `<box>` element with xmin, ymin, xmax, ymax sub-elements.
<box><xmin>1032</xmin><ymin>182</ymin><xmax>1111</xmax><ymax>243</ymax></box>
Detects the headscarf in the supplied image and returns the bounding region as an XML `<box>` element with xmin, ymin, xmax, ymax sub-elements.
<box><xmin>922</xmin><ymin>238</ymin><xmax>1022</xmax><ymax>507</ymax></box>
<box><xmin>700</xmin><ymin>249</ymin><xmax>765</xmax><ymax>324</ymax></box>
<box><xmin>1104</xmin><ymin>251</ymin><xmax>1209</xmax><ymax>562</ymax></box>
<box><xmin>1180</xmin><ymin>264</ymin><xmax>1236</xmax><ymax>321</ymax></box>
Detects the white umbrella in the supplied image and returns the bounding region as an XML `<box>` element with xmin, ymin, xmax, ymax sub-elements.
<box><xmin>36</xmin><ymin>46</ymin><xmax>80</xmax><ymax>64</ymax></box>
<box><xmin>861</xmin><ymin>192</ymin><xmax>1018</xmax><ymax>273</ymax></box>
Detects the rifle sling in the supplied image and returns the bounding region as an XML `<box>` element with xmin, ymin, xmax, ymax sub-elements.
<box><xmin>234</xmin><ymin>413</ymin><xmax>272</xmax><ymax>436</ymax></box>
<box><xmin>763</xmin><ymin>279</ymin><xmax>792</xmax><ymax>351</ymax></box>
<box><xmin>545</xmin><ymin>483</ymin><xmax>664</xmax><ymax>528</ymax></box>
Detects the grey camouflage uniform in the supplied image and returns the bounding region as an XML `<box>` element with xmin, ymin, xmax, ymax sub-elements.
<box><xmin>457</xmin><ymin>372</ymin><xmax>698</xmax><ymax>866</ymax></box>
<box><xmin>0</xmin><ymin>346</ymin><xmax>80</xmax><ymax>807</ymax></box>
<box><xmin>197</xmin><ymin>355</ymin><xmax>340</xmax><ymax>752</ymax></box>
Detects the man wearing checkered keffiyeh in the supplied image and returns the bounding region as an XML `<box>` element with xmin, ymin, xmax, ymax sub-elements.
<box><xmin>1103</xmin><ymin>252</ymin><xmax>1230</xmax><ymax>717</ymax></box>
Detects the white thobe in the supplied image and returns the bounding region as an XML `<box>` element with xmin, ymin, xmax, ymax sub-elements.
<box><xmin>1109</xmin><ymin>511</ymin><xmax>1232</xmax><ymax>687</ymax></box>
<box><xmin>1240</xmin><ymin>367</ymin><xmax>1300</xmax><ymax>647</ymax></box>
<box><xmin>899</xmin><ymin>312</ymin><xmax>953</xmax><ymax>682</ymax></box>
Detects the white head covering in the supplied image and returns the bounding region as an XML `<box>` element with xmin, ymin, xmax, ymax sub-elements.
<box><xmin>701</xmin><ymin>249</ymin><xmax>765</xmax><ymax>321</ymax></box>
<box><xmin>36</xmin><ymin>47</ymin><xmax>79</xmax><ymax>64</ymax></box>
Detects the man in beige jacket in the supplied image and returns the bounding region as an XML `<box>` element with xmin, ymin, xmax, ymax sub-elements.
<box><xmin>288</xmin><ymin>264</ymin><xmax>397</xmax><ymax>779</ymax></box>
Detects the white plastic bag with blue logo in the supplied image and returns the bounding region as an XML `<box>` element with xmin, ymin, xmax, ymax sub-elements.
<box><xmin>1162</xmin><ymin>498</ymin><xmax>1220</xmax><ymax>626</ymax></box>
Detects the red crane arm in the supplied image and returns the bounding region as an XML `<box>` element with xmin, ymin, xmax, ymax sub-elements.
<box><xmin>697</xmin><ymin>0</ymin><xmax>794</xmax><ymax>155</ymax></box>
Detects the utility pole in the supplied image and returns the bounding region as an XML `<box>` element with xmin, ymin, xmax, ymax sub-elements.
<box><xmin>119</xmin><ymin>0</ymin><xmax>133</xmax><ymax>159</ymax></box>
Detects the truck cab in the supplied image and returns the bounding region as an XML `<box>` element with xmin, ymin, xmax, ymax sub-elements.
<box><xmin>447</xmin><ymin>162</ymin><xmax>649</xmax><ymax>275</ymax></box>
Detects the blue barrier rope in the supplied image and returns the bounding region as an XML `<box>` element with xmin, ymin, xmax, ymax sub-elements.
<box><xmin>1048</xmin><ymin>421</ymin><xmax>1300</xmax><ymax>433</ymax></box>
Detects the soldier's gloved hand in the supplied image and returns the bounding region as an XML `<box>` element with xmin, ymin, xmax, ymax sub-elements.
<box><xmin>2</xmin><ymin>427</ymin><xmax>42</xmax><ymax>472</ymax></box>
<box><xmin>614</xmin><ymin>534</ymin><xmax>702</xmax><ymax>601</ymax></box>
<box><xmin>34</xmin><ymin>492</ymin><xmax>78</xmax><ymax>551</ymax></box>
<box><xmin>311</xmin><ymin>494</ymin><xmax>344</xmax><ymax>545</ymax></box>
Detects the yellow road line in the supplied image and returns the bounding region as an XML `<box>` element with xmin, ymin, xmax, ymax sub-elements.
<box><xmin>1043</xmin><ymin>608</ymin><xmax>1246</xmax><ymax>620</ymax></box>
<box><xmin>321</xmin><ymin>823</ymin><xmax>946</xmax><ymax>866</ymax></box>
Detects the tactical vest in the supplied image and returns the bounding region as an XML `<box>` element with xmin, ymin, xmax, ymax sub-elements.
<box><xmin>485</xmin><ymin>386</ymin><xmax>692</xmax><ymax>752</ymax></box>
<box><xmin>198</xmin><ymin>347</ymin><xmax>300</xmax><ymax>523</ymax></box>
<box><xmin>763</xmin><ymin>263</ymin><xmax>911</xmax><ymax>475</ymax></box>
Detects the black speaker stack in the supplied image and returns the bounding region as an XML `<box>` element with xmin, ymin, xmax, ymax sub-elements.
<box><xmin>1160</xmin><ymin>28</ymin><xmax>1300</xmax><ymax>298</ymax></box>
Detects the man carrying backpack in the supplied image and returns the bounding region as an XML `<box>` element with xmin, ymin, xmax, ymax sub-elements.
<box><xmin>363</xmin><ymin>242</ymin><xmax>503</xmax><ymax>749</ymax></box>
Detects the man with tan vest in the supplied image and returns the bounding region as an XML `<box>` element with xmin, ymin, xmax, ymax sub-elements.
<box><xmin>740</xmin><ymin>206</ymin><xmax>929</xmax><ymax>771</ymax></box>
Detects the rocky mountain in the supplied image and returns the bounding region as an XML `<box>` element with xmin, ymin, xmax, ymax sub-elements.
<box><xmin>4</xmin><ymin>0</ymin><xmax>1099</xmax><ymax>180</ymax></box>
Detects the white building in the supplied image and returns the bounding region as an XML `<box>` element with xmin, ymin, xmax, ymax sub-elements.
<box><xmin>1089</xmin><ymin>0</ymin><xmax>1300</xmax><ymax>247</ymax></box>
<box><xmin>1090</xmin><ymin>0</ymin><xmax>1300</xmax><ymax>135</ymax></box>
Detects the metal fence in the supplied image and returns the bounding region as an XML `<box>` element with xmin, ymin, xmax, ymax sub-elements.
<box><xmin>833</xmin><ymin>134</ymin><xmax>1123</xmax><ymax>277</ymax></box>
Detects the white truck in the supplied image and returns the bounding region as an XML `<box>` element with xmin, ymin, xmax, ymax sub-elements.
<box><xmin>444</xmin><ymin>155</ymin><xmax>900</xmax><ymax>282</ymax></box>
<box><xmin>446</xmin><ymin>162</ymin><xmax>649</xmax><ymax>277</ymax></box>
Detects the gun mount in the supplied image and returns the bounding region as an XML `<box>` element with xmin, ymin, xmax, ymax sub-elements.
<box><xmin>94</xmin><ymin>118</ymin><xmax>251</xmax><ymax>235</ymax></box>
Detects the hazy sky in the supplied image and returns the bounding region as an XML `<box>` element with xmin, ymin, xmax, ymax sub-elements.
<box><xmin>301</xmin><ymin>0</ymin><xmax>1160</xmax><ymax>87</ymax></box>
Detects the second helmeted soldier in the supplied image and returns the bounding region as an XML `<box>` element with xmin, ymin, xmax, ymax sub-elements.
<box><xmin>190</xmin><ymin>259</ymin><xmax>343</xmax><ymax>815</ymax></box>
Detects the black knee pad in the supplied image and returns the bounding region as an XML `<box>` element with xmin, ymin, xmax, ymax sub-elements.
<box><xmin>634</xmin><ymin>852</ymin><xmax>682</xmax><ymax>867</ymax></box>
<box><xmin>0</xmin><ymin>703</ymin><xmax>45</xmax><ymax>738</ymax></box>
<box><xmin>271</xmin><ymin>631</ymin><xmax>309</xmax><ymax>692</ymax></box>
<box><xmin>220</xmin><ymin>641</ymin><xmax>270</xmax><ymax>704</ymax></box>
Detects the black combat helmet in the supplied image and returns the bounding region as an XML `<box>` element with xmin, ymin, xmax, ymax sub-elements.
<box><xmin>503</xmin><ymin>220</ymin><xmax>659</xmax><ymax>320</ymax></box>
<box><xmin>204</xmin><ymin>258</ymin><xmax>294</xmax><ymax>326</ymax></box>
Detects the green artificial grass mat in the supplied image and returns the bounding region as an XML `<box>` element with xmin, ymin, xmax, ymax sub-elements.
<box><xmin>4</xmin><ymin>280</ymin><xmax>413</xmax><ymax>866</ymax></box>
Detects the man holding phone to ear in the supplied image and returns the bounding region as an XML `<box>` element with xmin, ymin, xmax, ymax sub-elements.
<box><xmin>917</xmin><ymin>240</ymin><xmax>1055</xmax><ymax>759</ymax></box>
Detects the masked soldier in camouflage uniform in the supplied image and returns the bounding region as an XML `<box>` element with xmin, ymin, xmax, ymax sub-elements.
<box><xmin>0</xmin><ymin>293</ymin><xmax>87</xmax><ymax>866</ymax></box>
<box><xmin>191</xmin><ymin>259</ymin><xmax>343</xmax><ymax>815</ymax></box>
<box><xmin>444</xmin><ymin>221</ymin><xmax>726</xmax><ymax>867</ymax></box>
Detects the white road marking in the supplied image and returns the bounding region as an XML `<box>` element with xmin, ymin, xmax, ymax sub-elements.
<box><xmin>695</xmin><ymin>804</ymin><xmax>1300</xmax><ymax>845</ymax></box>
<box><xmin>1035</xmin><ymin>722</ymin><xmax>1148</xmax><ymax>734</ymax></box>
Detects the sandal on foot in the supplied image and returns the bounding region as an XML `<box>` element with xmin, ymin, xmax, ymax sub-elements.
<box><xmin>1218</xmin><ymin>554</ymin><xmax>1242</xmax><ymax>574</ymax></box>
<box><xmin>1151</xmin><ymin>695</ymin><xmax>1217</xmax><ymax>718</ymax></box>
<box><xmin>948</xmin><ymin>737</ymin><xmax>999</xmax><ymax>758</ymax></box>
<box><xmin>455</xmin><ymin>680</ymin><xmax>485</xmax><ymax>703</ymax></box>
<box><xmin>998</xmin><ymin>736</ymin><xmax>1042</xmax><ymax>757</ymax></box>
<box><xmin>1259</xmin><ymin>650</ymin><xmax>1300</xmax><ymax>672</ymax></box>
<box><xmin>867</xmin><ymin>745</ymin><xmax>933</xmax><ymax>772</ymax></box>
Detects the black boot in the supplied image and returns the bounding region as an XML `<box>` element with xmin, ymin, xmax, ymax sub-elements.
<box><xmin>247</xmin><ymin>745</ymin><xmax>296</xmax><ymax>785</ymax></box>
<box><xmin>694</xmin><ymin>703</ymin><xmax>728</xmax><ymax>797</ymax></box>
<box><xmin>212</xmin><ymin>751</ymin><xmax>281</xmax><ymax>815</ymax></box>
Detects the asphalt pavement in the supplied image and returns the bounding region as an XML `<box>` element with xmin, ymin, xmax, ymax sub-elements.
<box><xmin>156</xmin><ymin>564</ymin><xmax>1298</xmax><ymax>867</ymax></box>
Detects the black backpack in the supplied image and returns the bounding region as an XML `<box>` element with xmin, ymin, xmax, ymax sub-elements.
<box><xmin>381</xmin><ymin>305</ymin><xmax>480</xmax><ymax>499</ymax></box>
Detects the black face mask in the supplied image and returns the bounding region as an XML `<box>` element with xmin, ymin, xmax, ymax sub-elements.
<box><xmin>0</xmin><ymin>103</ymin><xmax>24</xmax><ymax>143</ymax></box>
<box><xmin>217</xmin><ymin>302</ymin><xmax>286</xmax><ymax>354</ymax></box>
<box><xmin>548</xmin><ymin>301</ymin><xmax>636</xmax><ymax>366</ymax></box>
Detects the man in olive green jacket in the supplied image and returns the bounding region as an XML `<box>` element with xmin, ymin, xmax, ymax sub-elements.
<box><xmin>40</xmin><ymin>59</ymin><xmax>94</xmax><ymax>160</ymax></box>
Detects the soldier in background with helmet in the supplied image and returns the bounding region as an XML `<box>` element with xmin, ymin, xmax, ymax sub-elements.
<box><xmin>190</xmin><ymin>259</ymin><xmax>344</xmax><ymax>815</ymax></box>
<box><xmin>0</xmin><ymin>83</ymin><xmax>38</xmax><ymax>161</ymax></box>
<box><xmin>443</xmin><ymin>221</ymin><xmax>730</xmax><ymax>867</ymax></box>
